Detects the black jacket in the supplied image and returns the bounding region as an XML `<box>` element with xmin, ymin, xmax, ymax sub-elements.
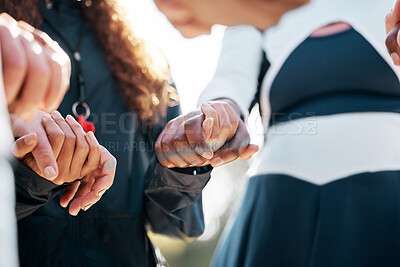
<box><xmin>13</xmin><ymin>1</ymin><xmax>211</xmax><ymax>266</ymax></box>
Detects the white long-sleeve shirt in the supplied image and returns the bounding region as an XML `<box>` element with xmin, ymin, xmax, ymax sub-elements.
<box><xmin>198</xmin><ymin>0</ymin><xmax>400</xmax><ymax>185</ymax></box>
<box><xmin>199</xmin><ymin>0</ymin><xmax>398</xmax><ymax>122</ymax></box>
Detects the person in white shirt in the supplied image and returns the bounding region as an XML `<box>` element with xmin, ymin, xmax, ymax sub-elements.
<box><xmin>155</xmin><ymin>0</ymin><xmax>400</xmax><ymax>266</ymax></box>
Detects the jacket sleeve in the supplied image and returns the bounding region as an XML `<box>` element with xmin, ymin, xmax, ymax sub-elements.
<box><xmin>144</xmin><ymin>159</ymin><xmax>212</xmax><ymax>238</ymax></box>
<box><xmin>143</xmin><ymin>88</ymin><xmax>213</xmax><ymax>239</ymax></box>
<box><xmin>13</xmin><ymin>160</ymin><xmax>63</xmax><ymax>221</ymax></box>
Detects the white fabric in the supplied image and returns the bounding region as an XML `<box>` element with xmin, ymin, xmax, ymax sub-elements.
<box><xmin>260</xmin><ymin>0</ymin><xmax>398</xmax><ymax>126</ymax></box>
<box><xmin>199</xmin><ymin>0</ymin><xmax>399</xmax><ymax>123</ymax></box>
<box><xmin>0</xmin><ymin>54</ymin><xmax>19</xmax><ymax>267</ymax></box>
<box><xmin>197</xmin><ymin>25</ymin><xmax>263</xmax><ymax>117</ymax></box>
<box><xmin>247</xmin><ymin>112</ymin><xmax>400</xmax><ymax>185</ymax></box>
<box><xmin>198</xmin><ymin>0</ymin><xmax>400</xmax><ymax>184</ymax></box>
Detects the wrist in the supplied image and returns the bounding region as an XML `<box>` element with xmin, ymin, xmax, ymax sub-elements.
<box><xmin>214</xmin><ymin>98</ymin><xmax>243</xmax><ymax>120</ymax></box>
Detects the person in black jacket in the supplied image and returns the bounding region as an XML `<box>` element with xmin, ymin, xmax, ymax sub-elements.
<box><xmin>1</xmin><ymin>0</ymin><xmax>217</xmax><ymax>266</ymax></box>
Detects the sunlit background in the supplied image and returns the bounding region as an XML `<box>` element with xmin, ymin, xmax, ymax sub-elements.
<box><xmin>119</xmin><ymin>1</ymin><xmax>262</xmax><ymax>266</ymax></box>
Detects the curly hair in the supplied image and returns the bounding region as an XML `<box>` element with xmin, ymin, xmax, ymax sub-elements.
<box><xmin>0</xmin><ymin>0</ymin><xmax>170</xmax><ymax>123</ymax></box>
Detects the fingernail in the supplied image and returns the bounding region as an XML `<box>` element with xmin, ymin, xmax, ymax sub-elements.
<box><xmin>202</xmin><ymin>151</ymin><xmax>213</xmax><ymax>160</ymax></box>
<box><xmin>97</xmin><ymin>188</ymin><xmax>106</xmax><ymax>197</ymax></box>
<box><xmin>73</xmin><ymin>210</ymin><xmax>80</xmax><ymax>216</ymax></box>
<box><xmin>84</xmin><ymin>203</ymin><xmax>94</xmax><ymax>211</ymax></box>
<box><xmin>211</xmin><ymin>157</ymin><xmax>223</xmax><ymax>167</ymax></box>
<box><xmin>24</xmin><ymin>133</ymin><xmax>36</xmax><ymax>145</ymax></box>
<box><xmin>87</xmin><ymin>131</ymin><xmax>95</xmax><ymax>140</ymax></box>
<box><xmin>391</xmin><ymin>52</ymin><xmax>400</xmax><ymax>65</ymax></box>
<box><xmin>51</xmin><ymin>110</ymin><xmax>62</xmax><ymax>118</ymax></box>
<box><xmin>42</xmin><ymin>113</ymin><xmax>51</xmax><ymax>119</ymax></box>
<box><xmin>66</xmin><ymin>114</ymin><xmax>74</xmax><ymax>121</ymax></box>
<box><xmin>44</xmin><ymin>166</ymin><xmax>57</xmax><ymax>179</ymax></box>
<box><xmin>60</xmin><ymin>202</ymin><xmax>67</xmax><ymax>208</ymax></box>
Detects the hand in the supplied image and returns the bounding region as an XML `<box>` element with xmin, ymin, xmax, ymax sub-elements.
<box><xmin>11</xmin><ymin>111</ymin><xmax>116</xmax><ymax>215</ymax></box>
<box><xmin>11</xmin><ymin>111</ymin><xmax>99</xmax><ymax>184</ymax></box>
<box><xmin>155</xmin><ymin>99</ymin><xmax>259</xmax><ymax>168</ymax></box>
<box><xmin>59</xmin><ymin>145</ymin><xmax>116</xmax><ymax>216</ymax></box>
<box><xmin>386</xmin><ymin>1</ymin><xmax>400</xmax><ymax>65</ymax></box>
<box><xmin>0</xmin><ymin>13</ymin><xmax>71</xmax><ymax>120</ymax></box>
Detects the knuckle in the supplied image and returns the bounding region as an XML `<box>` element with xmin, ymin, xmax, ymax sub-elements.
<box><xmin>5</xmin><ymin>57</ymin><xmax>27</xmax><ymax>77</ymax></box>
<box><xmin>155</xmin><ymin>142</ymin><xmax>162</xmax><ymax>153</ymax></box>
<box><xmin>221</xmin><ymin>120</ymin><xmax>231</xmax><ymax>131</ymax></box>
<box><xmin>174</xmin><ymin>133</ymin><xmax>186</xmax><ymax>144</ymax></box>
<box><xmin>77</xmin><ymin>142</ymin><xmax>90</xmax><ymax>155</ymax></box>
<box><xmin>110</xmin><ymin>154</ymin><xmax>117</xmax><ymax>166</ymax></box>
<box><xmin>184</xmin><ymin>119</ymin><xmax>199</xmax><ymax>134</ymax></box>
<box><xmin>173</xmin><ymin>139</ymin><xmax>185</xmax><ymax>151</ymax></box>
<box><xmin>231</xmin><ymin>147</ymin><xmax>241</xmax><ymax>158</ymax></box>
<box><xmin>49</xmin><ymin>56</ymin><xmax>63</xmax><ymax>72</ymax></box>
<box><xmin>51</xmin><ymin>131</ymin><xmax>65</xmax><ymax>143</ymax></box>
<box><xmin>161</xmin><ymin>139</ymin><xmax>171</xmax><ymax>150</ymax></box>
<box><xmin>33</xmin><ymin>64</ymin><xmax>51</xmax><ymax>81</ymax></box>
<box><xmin>65</xmin><ymin>133</ymin><xmax>76</xmax><ymax>144</ymax></box>
<box><xmin>386</xmin><ymin>32</ymin><xmax>398</xmax><ymax>50</ymax></box>
<box><xmin>36</xmin><ymin>151</ymin><xmax>53</xmax><ymax>161</ymax></box>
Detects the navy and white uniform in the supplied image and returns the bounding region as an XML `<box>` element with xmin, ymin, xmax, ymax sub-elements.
<box><xmin>199</xmin><ymin>0</ymin><xmax>400</xmax><ymax>266</ymax></box>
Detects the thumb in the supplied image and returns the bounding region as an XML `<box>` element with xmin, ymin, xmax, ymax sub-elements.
<box><xmin>12</xmin><ymin>133</ymin><xmax>38</xmax><ymax>159</ymax></box>
<box><xmin>238</xmin><ymin>144</ymin><xmax>260</xmax><ymax>160</ymax></box>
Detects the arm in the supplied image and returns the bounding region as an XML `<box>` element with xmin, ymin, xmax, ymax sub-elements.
<box><xmin>144</xmin><ymin>159</ymin><xmax>211</xmax><ymax>238</ymax></box>
<box><xmin>156</xmin><ymin>28</ymin><xmax>264</xmax><ymax>169</ymax></box>
<box><xmin>197</xmin><ymin>25</ymin><xmax>264</xmax><ymax>118</ymax></box>
<box><xmin>144</xmin><ymin>94</ymin><xmax>212</xmax><ymax>238</ymax></box>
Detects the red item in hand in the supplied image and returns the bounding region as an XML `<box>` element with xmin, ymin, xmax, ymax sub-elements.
<box><xmin>77</xmin><ymin>114</ymin><xmax>95</xmax><ymax>133</ymax></box>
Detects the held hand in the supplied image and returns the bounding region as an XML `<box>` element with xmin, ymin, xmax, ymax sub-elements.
<box><xmin>11</xmin><ymin>111</ymin><xmax>100</xmax><ymax>184</ymax></box>
<box><xmin>60</xmin><ymin>146</ymin><xmax>116</xmax><ymax>216</ymax></box>
<box><xmin>155</xmin><ymin>99</ymin><xmax>259</xmax><ymax>168</ymax></box>
<box><xmin>201</xmin><ymin>100</ymin><xmax>259</xmax><ymax>167</ymax></box>
<box><xmin>0</xmin><ymin>13</ymin><xmax>71</xmax><ymax>120</ymax></box>
<box><xmin>386</xmin><ymin>1</ymin><xmax>400</xmax><ymax>65</ymax></box>
<box><xmin>11</xmin><ymin>111</ymin><xmax>115</xmax><ymax>216</ymax></box>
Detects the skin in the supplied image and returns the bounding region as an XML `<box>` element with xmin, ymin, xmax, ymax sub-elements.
<box><xmin>154</xmin><ymin>0</ymin><xmax>310</xmax><ymax>37</ymax></box>
<box><xmin>0</xmin><ymin>13</ymin><xmax>71</xmax><ymax>120</ymax></box>
<box><xmin>386</xmin><ymin>0</ymin><xmax>400</xmax><ymax>65</ymax></box>
<box><xmin>156</xmin><ymin>99</ymin><xmax>259</xmax><ymax>168</ymax></box>
<box><xmin>12</xmin><ymin>111</ymin><xmax>116</xmax><ymax>216</ymax></box>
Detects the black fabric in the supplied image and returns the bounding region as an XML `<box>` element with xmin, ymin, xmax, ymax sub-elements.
<box><xmin>14</xmin><ymin>160</ymin><xmax>63</xmax><ymax>220</ymax></box>
<box><xmin>213</xmin><ymin>172</ymin><xmax>400</xmax><ymax>267</ymax></box>
<box><xmin>269</xmin><ymin>29</ymin><xmax>400</xmax><ymax>125</ymax></box>
<box><xmin>14</xmin><ymin>1</ymin><xmax>212</xmax><ymax>266</ymax></box>
<box><xmin>249</xmin><ymin>51</ymin><xmax>269</xmax><ymax>114</ymax></box>
<box><xmin>145</xmin><ymin>160</ymin><xmax>211</xmax><ymax>238</ymax></box>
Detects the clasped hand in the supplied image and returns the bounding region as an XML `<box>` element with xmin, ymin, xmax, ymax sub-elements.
<box><xmin>156</xmin><ymin>99</ymin><xmax>259</xmax><ymax>168</ymax></box>
<box><xmin>11</xmin><ymin>111</ymin><xmax>116</xmax><ymax>216</ymax></box>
